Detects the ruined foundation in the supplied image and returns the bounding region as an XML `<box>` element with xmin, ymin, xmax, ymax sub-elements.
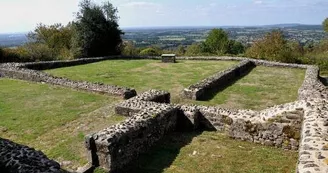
<box><xmin>0</xmin><ymin>56</ymin><xmax>327</xmax><ymax>173</ymax></box>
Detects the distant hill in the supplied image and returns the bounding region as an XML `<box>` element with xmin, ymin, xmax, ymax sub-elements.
<box><xmin>0</xmin><ymin>33</ymin><xmax>28</xmax><ymax>48</ymax></box>
<box><xmin>123</xmin><ymin>24</ymin><xmax>323</xmax><ymax>31</ymax></box>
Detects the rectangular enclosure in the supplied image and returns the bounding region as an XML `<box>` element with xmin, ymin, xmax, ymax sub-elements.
<box><xmin>187</xmin><ymin>66</ymin><xmax>305</xmax><ymax>110</ymax></box>
<box><xmin>45</xmin><ymin>60</ymin><xmax>238</xmax><ymax>102</ymax></box>
<box><xmin>46</xmin><ymin>60</ymin><xmax>305</xmax><ymax>110</ymax></box>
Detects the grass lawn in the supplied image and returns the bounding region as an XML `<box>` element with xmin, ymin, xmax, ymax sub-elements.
<box><xmin>45</xmin><ymin>59</ymin><xmax>238</xmax><ymax>103</ymax></box>
<box><xmin>188</xmin><ymin>66</ymin><xmax>305</xmax><ymax>110</ymax></box>
<box><xmin>46</xmin><ymin>60</ymin><xmax>305</xmax><ymax>110</ymax></box>
<box><xmin>0</xmin><ymin>78</ymin><xmax>125</xmax><ymax>170</ymax></box>
<box><xmin>129</xmin><ymin>132</ymin><xmax>298</xmax><ymax>173</ymax></box>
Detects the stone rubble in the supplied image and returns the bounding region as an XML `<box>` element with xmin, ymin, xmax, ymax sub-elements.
<box><xmin>0</xmin><ymin>138</ymin><xmax>63</xmax><ymax>173</ymax></box>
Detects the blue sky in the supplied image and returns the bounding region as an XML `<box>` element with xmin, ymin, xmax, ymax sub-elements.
<box><xmin>0</xmin><ymin>0</ymin><xmax>327</xmax><ymax>33</ymax></box>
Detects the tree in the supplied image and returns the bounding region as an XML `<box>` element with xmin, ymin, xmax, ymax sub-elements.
<box><xmin>245</xmin><ymin>30</ymin><xmax>299</xmax><ymax>63</ymax></box>
<box><xmin>176</xmin><ymin>45</ymin><xmax>186</xmax><ymax>56</ymax></box>
<box><xmin>227</xmin><ymin>40</ymin><xmax>245</xmax><ymax>55</ymax></box>
<box><xmin>122</xmin><ymin>41</ymin><xmax>139</xmax><ymax>56</ymax></box>
<box><xmin>0</xmin><ymin>47</ymin><xmax>3</xmax><ymax>60</ymax></box>
<box><xmin>139</xmin><ymin>47</ymin><xmax>162</xmax><ymax>56</ymax></box>
<box><xmin>203</xmin><ymin>29</ymin><xmax>229</xmax><ymax>55</ymax></box>
<box><xmin>26</xmin><ymin>23</ymin><xmax>73</xmax><ymax>59</ymax></box>
<box><xmin>71</xmin><ymin>0</ymin><xmax>123</xmax><ymax>58</ymax></box>
<box><xmin>185</xmin><ymin>43</ymin><xmax>202</xmax><ymax>56</ymax></box>
<box><xmin>323</xmin><ymin>18</ymin><xmax>328</xmax><ymax>32</ymax></box>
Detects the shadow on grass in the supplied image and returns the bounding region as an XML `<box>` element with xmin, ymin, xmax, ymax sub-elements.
<box><xmin>124</xmin><ymin>131</ymin><xmax>201</xmax><ymax>173</ymax></box>
<box><xmin>320</xmin><ymin>76</ymin><xmax>328</xmax><ymax>86</ymax></box>
<box><xmin>198</xmin><ymin>66</ymin><xmax>255</xmax><ymax>101</ymax></box>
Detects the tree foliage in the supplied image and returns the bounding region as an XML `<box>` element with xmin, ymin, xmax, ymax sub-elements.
<box><xmin>26</xmin><ymin>23</ymin><xmax>73</xmax><ymax>60</ymax></box>
<box><xmin>122</xmin><ymin>41</ymin><xmax>139</xmax><ymax>56</ymax></box>
<box><xmin>245</xmin><ymin>30</ymin><xmax>300</xmax><ymax>63</ymax></box>
<box><xmin>71</xmin><ymin>0</ymin><xmax>123</xmax><ymax>58</ymax></box>
<box><xmin>201</xmin><ymin>28</ymin><xmax>244</xmax><ymax>55</ymax></box>
<box><xmin>227</xmin><ymin>40</ymin><xmax>245</xmax><ymax>55</ymax></box>
<box><xmin>323</xmin><ymin>18</ymin><xmax>328</xmax><ymax>32</ymax></box>
<box><xmin>203</xmin><ymin>29</ymin><xmax>229</xmax><ymax>55</ymax></box>
<box><xmin>176</xmin><ymin>45</ymin><xmax>186</xmax><ymax>56</ymax></box>
<box><xmin>185</xmin><ymin>43</ymin><xmax>202</xmax><ymax>56</ymax></box>
<box><xmin>139</xmin><ymin>47</ymin><xmax>162</xmax><ymax>56</ymax></box>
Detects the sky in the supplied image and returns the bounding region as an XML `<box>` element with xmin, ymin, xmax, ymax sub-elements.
<box><xmin>0</xmin><ymin>0</ymin><xmax>327</xmax><ymax>33</ymax></box>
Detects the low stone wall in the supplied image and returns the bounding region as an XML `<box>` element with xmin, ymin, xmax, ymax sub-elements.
<box><xmin>297</xmin><ymin>99</ymin><xmax>328</xmax><ymax>173</ymax></box>
<box><xmin>229</xmin><ymin>110</ymin><xmax>303</xmax><ymax>150</ymax></box>
<box><xmin>85</xmin><ymin>105</ymin><xmax>178</xmax><ymax>172</ymax></box>
<box><xmin>115</xmin><ymin>90</ymin><xmax>170</xmax><ymax>116</ymax></box>
<box><xmin>18</xmin><ymin>56</ymin><xmax>161</xmax><ymax>70</ymax></box>
<box><xmin>0</xmin><ymin>138</ymin><xmax>63</xmax><ymax>173</ymax></box>
<box><xmin>113</xmin><ymin>89</ymin><xmax>305</xmax><ymax>152</ymax></box>
<box><xmin>298</xmin><ymin>66</ymin><xmax>328</xmax><ymax>100</ymax></box>
<box><xmin>182</xmin><ymin>60</ymin><xmax>255</xmax><ymax>100</ymax></box>
<box><xmin>0</xmin><ymin>65</ymin><xmax>136</xmax><ymax>99</ymax></box>
<box><xmin>178</xmin><ymin>104</ymin><xmax>303</xmax><ymax>150</ymax></box>
<box><xmin>176</xmin><ymin>56</ymin><xmax>309</xmax><ymax>69</ymax></box>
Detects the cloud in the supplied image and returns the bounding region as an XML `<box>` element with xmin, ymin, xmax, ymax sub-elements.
<box><xmin>253</xmin><ymin>1</ymin><xmax>263</xmax><ymax>4</ymax></box>
<box><xmin>120</xmin><ymin>2</ymin><xmax>161</xmax><ymax>8</ymax></box>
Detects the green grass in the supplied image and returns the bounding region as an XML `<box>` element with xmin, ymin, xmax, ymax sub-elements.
<box><xmin>1</xmin><ymin>62</ymin><xmax>303</xmax><ymax>172</ymax></box>
<box><xmin>185</xmin><ymin>66</ymin><xmax>305</xmax><ymax>110</ymax></box>
<box><xmin>46</xmin><ymin>60</ymin><xmax>305</xmax><ymax>110</ymax></box>
<box><xmin>0</xmin><ymin>78</ymin><xmax>125</xmax><ymax>170</ymax></box>
<box><xmin>130</xmin><ymin>132</ymin><xmax>298</xmax><ymax>173</ymax></box>
<box><xmin>45</xmin><ymin>60</ymin><xmax>238</xmax><ymax>103</ymax></box>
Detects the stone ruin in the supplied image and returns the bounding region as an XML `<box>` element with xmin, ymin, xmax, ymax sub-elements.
<box><xmin>0</xmin><ymin>56</ymin><xmax>328</xmax><ymax>173</ymax></box>
<box><xmin>0</xmin><ymin>138</ymin><xmax>64</xmax><ymax>173</ymax></box>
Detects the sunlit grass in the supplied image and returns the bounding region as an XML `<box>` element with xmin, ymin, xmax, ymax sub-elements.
<box><xmin>0</xmin><ymin>78</ymin><xmax>125</xmax><ymax>170</ymax></box>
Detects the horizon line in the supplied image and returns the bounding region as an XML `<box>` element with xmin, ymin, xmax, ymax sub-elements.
<box><xmin>0</xmin><ymin>23</ymin><xmax>323</xmax><ymax>34</ymax></box>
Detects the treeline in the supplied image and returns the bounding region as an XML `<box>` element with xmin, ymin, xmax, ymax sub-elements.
<box><xmin>122</xmin><ymin>28</ymin><xmax>328</xmax><ymax>71</ymax></box>
<box><xmin>0</xmin><ymin>0</ymin><xmax>122</xmax><ymax>63</ymax></box>
<box><xmin>122</xmin><ymin>29</ymin><xmax>245</xmax><ymax>56</ymax></box>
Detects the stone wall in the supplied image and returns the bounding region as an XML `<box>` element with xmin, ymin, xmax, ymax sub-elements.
<box><xmin>182</xmin><ymin>60</ymin><xmax>256</xmax><ymax>100</ymax></box>
<box><xmin>115</xmin><ymin>90</ymin><xmax>170</xmax><ymax>116</ymax></box>
<box><xmin>85</xmin><ymin>105</ymin><xmax>178</xmax><ymax>172</ymax></box>
<box><xmin>298</xmin><ymin>66</ymin><xmax>328</xmax><ymax>100</ymax></box>
<box><xmin>176</xmin><ymin>56</ymin><xmax>309</xmax><ymax>69</ymax></box>
<box><xmin>0</xmin><ymin>138</ymin><xmax>63</xmax><ymax>173</ymax></box>
<box><xmin>20</xmin><ymin>56</ymin><xmax>161</xmax><ymax>70</ymax></box>
<box><xmin>0</xmin><ymin>64</ymin><xmax>136</xmax><ymax>99</ymax></box>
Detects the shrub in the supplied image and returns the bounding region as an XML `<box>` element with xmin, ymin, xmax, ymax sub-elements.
<box><xmin>139</xmin><ymin>47</ymin><xmax>162</xmax><ymax>56</ymax></box>
<box><xmin>185</xmin><ymin>43</ymin><xmax>202</xmax><ymax>56</ymax></box>
<box><xmin>245</xmin><ymin>30</ymin><xmax>302</xmax><ymax>63</ymax></box>
<box><xmin>122</xmin><ymin>41</ymin><xmax>139</xmax><ymax>56</ymax></box>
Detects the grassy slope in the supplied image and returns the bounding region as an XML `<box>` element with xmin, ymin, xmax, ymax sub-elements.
<box><xmin>189</xmin><ymin>66</ymin><xmax>305</xmax><ymax>110</ymax></box>
<box><xmin>0</xmin><ymin>79</ymin><xmax>124</xmax><ymax>169</ymax></box>
<box><xmin>45</xmin><ymin>60</ymin><xmax>238</xmax><ymax>103</ymax></box>
<box><xmin>47</xmin><ymin>60</ymin><xmax>305</xmax><ymax>110</ymax></box>
<box><xmin>131</xmin><ymin>132</ymin><xmax>298</xmax><ymax>173</ymax></box>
